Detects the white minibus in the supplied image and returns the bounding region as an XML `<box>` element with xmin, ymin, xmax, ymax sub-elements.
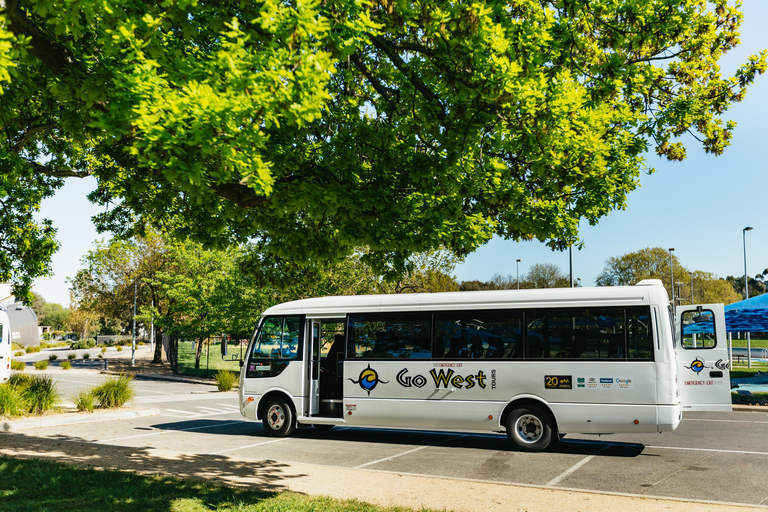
<box><xmin>237</xmin><ymin>280</ymin><xmax>731</xmax><ymax>451</ymax></box>
<box><xmin>0</xmin><ymin>307</ymin><xmax>11</xmax><ymax>382</ymax></box>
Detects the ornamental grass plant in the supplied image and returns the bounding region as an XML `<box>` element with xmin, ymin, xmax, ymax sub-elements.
<box><xmin>92</xmin><ymin>375</ymin><xmax>135</xmax><ymax>408</ymax></box>
<box><xmin>215</xmin><ymin>370</ymin><xmax>238</xmax><ymax>392</ymax></box>
<box><xmin>0</xmin><ymin>384</ymin><xmax>26</xmax><ymax>418</ymax></box>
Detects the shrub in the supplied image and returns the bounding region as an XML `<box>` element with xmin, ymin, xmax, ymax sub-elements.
<box><xmin>0</xmin><ymin>384</ymin><xmax>26</xmax><ymax>418</ymax></box>
<box><xmin>20</xmin><ymin>374</ymin><xmax>59</xmax><ymax>414</ymax></box>
<box><xmin>14</xmin><ymin>350</ymin><xmax>24</xmax><ymax>357</ymax></box>
<box><xmin>116</xmin><ymin>346</ymin><xmax>123</xmax><ymax>352</ymax></box>
<box><xmin>8</xmin><ymin>373</ymin><xmax>32</xmax><ymax>389</ymax></box>
<box><xmin>48</xmin><ymin>354</ymin><xmax>58</xmax><ymax>361</ymax></box>
<box><xmin>60</xmin><ymin>360</ymin><xmax>71</xmax><ymax>370</ymax></box>
<box><xmin>83</xmin><ymin>353</ymin><xmax>90</xmax><ymax>360</ymax></box>
<box><xmin>93</xmin><ymin>375</ymin><xmax>135</xmax><ymax>408</ymax></box>
<box><xmin>215</xmin><ymin>370</ymin><xmax>238</xmax><ymax>392</ymax></box>
<box><xmin>11</xmin><ymin>342</ymin><xmax>24</xmax><ymax>352</ymax></box>
<box><xmin>34</xmin><ymin>360</ymin><xmax>48</xmax><ymax>371</ymax></box>
<box><xmin>11</xmin><ymin>360</ymin><xmax>25</xmax><ymax>371</ymax></box>
<box><xmin>98</xmin><ymin>354</ymin><xmax>103</xmax><ymax>359</ymax></box>
<box><xmin>24</xmin><ymin>346</ymin><xmax>41</xmax><ymax>354</ymax></box>
<box><xmin>101</xmin><ymin>347</ymin><xmax>107</xmax><ymax>354</ymax></box>
<box><xmin>74</xmin><ymin>390</ymin><xmax>95</xmax><ymax>412</ymax></box>
<box><xmin>67</xmin><ymin>353</ymin><xmax>76</xmax><ymax>360</ymax></box>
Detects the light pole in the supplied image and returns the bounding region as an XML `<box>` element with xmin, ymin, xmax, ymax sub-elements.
<box><xmin>516</xmin><ymin>259</ymin><xmax>522</xmax><ymax>290</ymax></box>
<box><xmin>131</xmin><ymin>278</ymin><xmax>137</xmax><ymax>367</ymax></box>
<box><xmin>744</xmin><ymin>227</ymin><xmax>754</xmax><ymax>299</ymax></box>
<box><xmin>569</xmin><ymin>246</ymin><xmax>574</xmax><ymax>287</ymax></box>
<box><xmin>743</xmin><ymin>226</ymin><xmax>754</xmax><ymax>367</ymax></box>
<box><xmin>668</xmin><ymin>248</ymin><xmax>676</xmax><ymax>316</ymax></box>
<box><xmin>690</xmin><ymin>272</ymin><xmax>694</xmax><ymax>304</ymax></box>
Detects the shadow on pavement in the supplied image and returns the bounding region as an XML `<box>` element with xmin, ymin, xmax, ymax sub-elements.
<box><xmin>0</xmin><ymin>431</ymin><xmax>304</xmax><ymax>490</ymax></box>
<box><xmin>149</xmin><ymin>418</ymin><xmax>645</xmax><ymax>457</ymax></box>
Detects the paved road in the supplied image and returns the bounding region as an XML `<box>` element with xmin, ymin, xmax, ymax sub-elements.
<box><xmin>9</xmin><ymin>367</ymin><xmax>768</xmax><ymax>508</ymax></box>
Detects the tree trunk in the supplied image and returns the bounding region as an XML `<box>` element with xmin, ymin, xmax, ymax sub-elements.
<box><xmin>152</xmin><ymin>329</ymin><xmax>163</xmax><ymax>364</ymax></box>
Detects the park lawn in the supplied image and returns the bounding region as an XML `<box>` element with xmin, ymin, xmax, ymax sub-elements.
<box><xmin>0</xmin><ymin>456</ymin><xmax>424</xmax><ymax>512</ymax></box>
<box><xmin>176</xmin><ymin>340</ymin><xmax>244</xmax><ymax>379</ymax></box>
<box><xmin>729</xmin><ymin>337</ymin><xmax>768</xmax><ymax>349</ymax></box>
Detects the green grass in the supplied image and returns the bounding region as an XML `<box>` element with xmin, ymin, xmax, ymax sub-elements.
<box><xmin>177</xmin><ymin>340</ymin><xmax>243</xmax><ymax>379</ymax></box>
<box><xmin>730</xmin><ymin>337</ymin><xmax>768</xmax><ymax>349</ymax></box>
<box><xmin>0</xmin><ymin>456</ymin><xmax>423</xmax><ymax>512</ymax></box>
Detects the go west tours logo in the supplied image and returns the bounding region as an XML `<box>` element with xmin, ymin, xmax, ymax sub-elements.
<box><xmin>348</xmin><ymin>365</ymin><xmax>389</xmax><ymax>395</ymax></box>
<box><xmin>685</xmin><ymin>358</ymin><xmax>729</xmax><ymax>374</ymax></box>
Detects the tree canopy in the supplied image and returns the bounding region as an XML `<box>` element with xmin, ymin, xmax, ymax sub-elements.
<box><xmin>596</xmin><ymin>246</ymin><xmax>740</xmax><ymax>305</ymax></box>
<box><xmin>1</xmin><ymin>0</ymin><xmax>765</xmax><ymax>298</ymax></box>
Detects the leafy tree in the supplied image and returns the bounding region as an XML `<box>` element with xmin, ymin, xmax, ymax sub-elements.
<box><xmin>524</xmin><ymin>263</ymin><xmax>569</xmax><ymax>289</ymax></box>
<box><xmin>686</xmin><ymin>271</ymin><xmax>740</xmax><ymax>305</ymax></box>
<box><xmin>597</xmin><ymin>247</ymin><xmax>739</xmax><ymax>304</ymax></box>
<box><xmin>41</xmin><ymin>302</ymin><xmax>69</xmax><ymax>330</ymax></box>
<box><xmin>596</xmin><ymin>247</ymin><xmax>686</xmax><ymax>295</ymax></box>
<box><xmin>725</xmin><ymin>270</ymin><xmax>767</xmax><ymax>299</ymax></box>
<box><xmin>1</xmin><ymin>0</ymin><xmax>765</xmax><ymax>294</ymax></box>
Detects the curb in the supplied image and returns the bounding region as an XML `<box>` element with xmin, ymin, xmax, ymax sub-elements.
<box><xmin>101</xmin><ymin>371</ymin><xmax>216</xmax><ymax>386</ymax></box>
<box><xmin>2</xmin><ymin>408</ymin><xmax>162</xmax><ymax>432</ymax></box>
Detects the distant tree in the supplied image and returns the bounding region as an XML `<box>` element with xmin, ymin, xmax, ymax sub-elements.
<box><xmin>596</xmin><ymin>247</ymin><xmax>687</xmax><ymax>296</ymax></box>
<box><xmin>41</xmin><ymin>302</ymin><xmax>69</xmax><ymax>331</ymax></box>
<box><xmin>459</xmin><ymin>280</ymin><xmax>500</xmax><ymax>292</ymax></box>
<box><xmin>686</xmin><ymin>272</ymin><xmax>741</xmax><ymax>305</ymax></box>
<box><xmin>29</xmin><ymin>291</ymin><xmax>45</xmax><ymax>321</ymax></box>
<box><xmin>725</xmin><ymin>270</ymin><xmax>767</xmax><ymax>299</ymax></box>
<box><xmin>524</xmin><ymin>263</ymin><xmax>569</xmax><ymax>289</ymax></box>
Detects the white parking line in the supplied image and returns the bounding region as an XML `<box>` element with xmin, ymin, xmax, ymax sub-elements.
<box><xmin>685</xmin><ymin>418</ymin><xmax>768</xmax><ymax>424</ymax></box>
<box><xmin>209</xmin><ymin>438</ymin><xmax>291</xmax><ymax>455</ymax></box>
<box><xmin>355</xmin><ymin>435</ymin><xmax>467</xmax><ymax>469</ymax></box>
<box><xmin>646</xmin><ymin>445</ymin><xmax>768</xmax><ymax>456</ymax></box>
<box><xmin>546</xmin><ymin>444</ymin><xmax>612</xmax><ymax>486</ymax></box>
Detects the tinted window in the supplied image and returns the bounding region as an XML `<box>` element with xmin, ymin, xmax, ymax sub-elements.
<box><xmin>250</xmin><ymin>316</ymin><xmax>302</xmax><ymax>360</ymax></box>
<box><xmin>434</xmin><ymin>310</ymin><xmax>523</xmax><ymax>359</ymax></box>
<box><xmin>681</xmin><ymin>309</ymin><xmax>716</xmax><ymax>349</ymax></box>
<box><xmin>526</xmin><ymin>307</ymin><xmax>653</xmax><ymax>361</ymax></box>
<box><xmin>347</xmin><ymin>313</ymin><xmax>431</xmax><ymax>359</ymax></box>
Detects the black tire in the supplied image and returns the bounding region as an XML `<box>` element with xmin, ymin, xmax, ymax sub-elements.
<box><xmin>506</xmin><ymin>404</ymin><xmax>554</xmax><ymax>452</ymax></box>
<box><xmin>312</xmin><ymin>424</ymin><xmax>335</xmax><ymax>431</ymax></box>
<box><xmin>261</xmin><ymin>398</ymin><xmax>296</xmax><ymax>437</ymax></box>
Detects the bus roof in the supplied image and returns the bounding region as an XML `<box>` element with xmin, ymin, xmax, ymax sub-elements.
<box><xmin>262</xmin><ymin>282</ymin><xmax>670</xmax><ymax>318</ymax></box>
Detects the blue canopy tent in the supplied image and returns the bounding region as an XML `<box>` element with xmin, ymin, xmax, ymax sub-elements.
<box><xmin>724</xmin><ymin>293</ymin><xmax>768</xmax><ymax>333</ymax></box>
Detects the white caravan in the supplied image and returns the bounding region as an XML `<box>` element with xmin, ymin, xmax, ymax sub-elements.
<box><xmin>237</xmin><ymin>280</ymin><xmax>731</xmax><ymax>451</ymax></box>
<box><xmin>0</xmin><ymin>307</ymin><xmax>11</xmax><ymax>382</ymax></box>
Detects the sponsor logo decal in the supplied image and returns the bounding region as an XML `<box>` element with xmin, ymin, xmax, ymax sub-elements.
<box><xmin>545</xmin><ymin>375</ymin><xmax>572</xmax><ymax>389</ymax></box>
<box><xmin>715</xmin><ymin>359</ymin><xmax>730</xmax><ymax>370</ymax></box>
<box><xmin>348</xmin><ymin>365</ymin><xmax>388</xmax><ymax>395</ymax></box>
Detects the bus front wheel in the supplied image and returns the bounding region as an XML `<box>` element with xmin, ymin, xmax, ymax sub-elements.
<box><xmin>262</xmin><ymin>398</ymin><xmax>296</xmax><ymax>437</ymax></box>
<box><xmin>506</xmin><ymin>404</ymin><xmax>554</xmax><ymax>452</ymax></box>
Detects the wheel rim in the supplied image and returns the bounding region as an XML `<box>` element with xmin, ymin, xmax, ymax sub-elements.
<box><xmin>266</xmin><ymin>404</ymin><xmax>286</xmax><ymax>431</ymax></box>
<box><xmin>515</xmin><ymin>413</ymin><xmax>543</xmax><ymax>444</ymax></box>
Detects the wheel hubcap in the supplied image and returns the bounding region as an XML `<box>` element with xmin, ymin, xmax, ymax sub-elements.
<box><xmin>266</xmin><ymin>404</ymin><xmax>285</xmax><ymax>430</ymax></box>
<box><xmin>515</xmin><ymin>414</ymin><xmax>543</xmax><ymax>443</ymax></box>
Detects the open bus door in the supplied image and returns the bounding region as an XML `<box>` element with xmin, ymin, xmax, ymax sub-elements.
<box><xmin>675</xmin><ymin>304</ymin><xmax>732</xmax><ymax>411</ymax></box>
<box><xmin>307</xmin><ymin>320</ymin><xmax>321</xmax><ymax>416</ymax></box>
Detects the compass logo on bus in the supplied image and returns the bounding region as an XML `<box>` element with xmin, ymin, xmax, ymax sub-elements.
<box><xmin>349</xmin><ymin>365</ymin><xmax>388</xmax><ymax>395</ymax></box>
<box><xmin>685</xmin><ymin>358</ymin><xmax>712</xmax><ymax>374</ymax></box>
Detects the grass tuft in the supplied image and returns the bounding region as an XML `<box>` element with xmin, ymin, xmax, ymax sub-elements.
<box><xmin>215</xmin><ymin>370</ymin><xmax>238</xmax><ymax>392</ymax></box>
<box><xmin>92</xmin><ymin>374</ymin><xmax>135</xmax><ymax>408</ymax></box>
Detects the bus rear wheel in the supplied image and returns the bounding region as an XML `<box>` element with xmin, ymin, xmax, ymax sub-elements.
<box><xmin>506</xmin><ymin>404</ymin><xmax>554</xmax><ymax>452</ymax></box>
<box><xmin>262</xmin><ymin>398</ymin><xmax>296</xmax><ymax>437</ymax></box>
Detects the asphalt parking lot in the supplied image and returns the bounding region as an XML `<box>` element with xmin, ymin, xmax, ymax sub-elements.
<box><xmin>3</xmin><ymin>364</ymin><xmax>767</xmax><ymax>509</ymax></box>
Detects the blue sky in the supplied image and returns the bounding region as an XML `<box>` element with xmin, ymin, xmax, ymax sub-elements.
<box><xmin>33</xmin><ymin>1</ymin><xmax>768</xmax><ymax>306</ymax></box>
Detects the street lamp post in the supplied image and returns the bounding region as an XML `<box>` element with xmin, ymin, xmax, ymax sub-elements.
<box><xmin>744</xmin><ymin>226</ymin><xmax>754</xmax><ymax>368</ymax></box>
<box><xmin>690</xmin><ymin>272</ymin><xmax>694</xmax><ymax>304</ymax></box>
<box><xmin>131</xmin><ymin>278</ymin><xmax>137</xmax><ymax>367</ymax></box>
<box><xmin>516</xmin><ymin>259</ymin><xmax>522</xmax><ymax>290</ymax></box>
<box><xmin>668</xmin><ymin>248</ymin><xmax>676</xmax><ymax>316</ymax></box>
